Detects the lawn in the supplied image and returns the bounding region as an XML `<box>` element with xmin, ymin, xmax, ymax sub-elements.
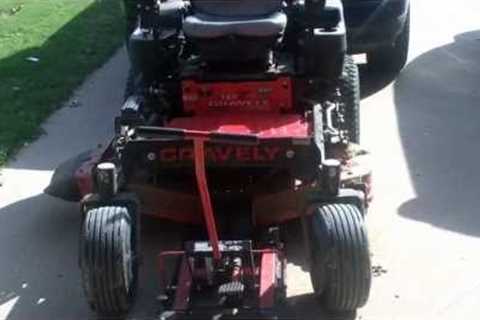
<box><xmin>0</xmin><ymin>0</ymin><xmax>125</xmax><ymax>165</ymax></box>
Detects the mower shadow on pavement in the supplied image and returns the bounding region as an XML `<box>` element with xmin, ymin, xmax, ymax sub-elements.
<box><xmin>394</xmin><ymin>30</ymin><xmax>480</xmax><ymax>237</ymax></box>
<box><xmin>0</xmin><ymin>194</ymin><xmax>89</xmax><ymax>320</ymax></box>
<box><xmin>0</xmin><ymin>194</ymin><xmax>185</xmax><ymax>320</ymax></box>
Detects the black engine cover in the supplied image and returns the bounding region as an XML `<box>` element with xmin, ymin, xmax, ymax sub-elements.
<box><xmin>129</xmin><ymin>28</ymin><xmax>181</xmax><ymax>81</ymax></box>
<box><xmin>299</xmin><ymin>27</ymin><xmax>346</xmax><ymax>79</ymax></box>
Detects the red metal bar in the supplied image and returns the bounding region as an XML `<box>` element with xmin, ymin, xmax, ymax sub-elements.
<box><xmin>173</xmin><ymin>256</ymin><xmax>193</xmax><ymax>311</ymax></box>
<box><xmin>259</xmin><ymin>250</ymin><xmax>277</xmax><ymax>309</ymax></box>
<box><xmin>193</xmin><ymin>138</ymin><xmax>221</xmax><ymax>261</ymax></box>
<box><xmin>169</xmin><ymin>114</ymin><xmax>310</xmax><ymax>139</ymax></box>
<box><xmin>184</xmin><ymin>130</ymin><xmax>213</xmax><ymax>140</ymax></box>
<box><xmin>75</xmin><ymin>149</ymin><xmax>104</xmax><ymax>197</ymax></box>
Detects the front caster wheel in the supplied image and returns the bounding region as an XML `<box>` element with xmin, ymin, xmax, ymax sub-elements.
<box><xmin>79</xmin><ymin>206</ymin><xmax>138</xmax><ymax>317</ymax></box>
<box><xmin>309</xmin><ymin>204</ymin><xmax>371</xmax><ymax>312</ymax></box>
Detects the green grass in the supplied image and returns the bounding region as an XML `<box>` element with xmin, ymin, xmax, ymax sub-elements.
<box><xmin>0</xmin><ymin>0</ymin><xmax>125</xmax><ymax>165</ymax></box>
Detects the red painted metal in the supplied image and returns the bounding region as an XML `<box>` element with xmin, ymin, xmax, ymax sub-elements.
<box><xmin>182</xmin><ymin>77</ymin><xmax>293</xmax><ymax>114</ymax></box>
<box><xmin>173</xmin><ymin>256</ymin><xmax>193</xmax><ymax>311</ymax></box>
<box><xmin>75</xmin><ymin>163</ymin><xmax>95</xmax><ymax>197</ymax></box>
<box><xmin>169</xmin><ymin>114</ymin><xmax>311</xmax><ymax>139</ymax></box>
<box><xmin>157</xmin><ymin>145</ymin><xmax>285</xmax><ymax>164</ymax></box>
<box><xmin>193</xmin><ymin>139</ymin><xmax>222</xmax><ymax>261</ymax></box>
<box><xmin>232</xmin><ymin>264</ymin><xmax>242</xmax><ymax>282</ymax></box>
<box><xmin>157</xmin><ymin>251</ymin><xmax>185</xmax><ymax>293</ymax></box>
<box><xmin>129</xmin><ymin>184</ymin><xmax>203</xmax><ymax>224</ymax></box>
<box><xmin>259</xmin><ymin>250</ymin><xmax>277</xmax><ymax>309</ymax></box>
<box><xmin>253</xmin><ymin>187</ymin><xmax>307</xmax><ymax>226</ymax></box>
<box><xmin>133</xmin><ymin>184</ymin><xmax>308</xmax><ymax>226</ymax></box>
<box><xmin>75</xmin><ymin>147</ymin><xmax>106</xmax><ymax>197</ymax></box>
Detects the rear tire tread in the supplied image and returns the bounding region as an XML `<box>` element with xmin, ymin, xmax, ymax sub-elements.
<box><xmin>339</xmin><ymin>55</ymin><xmax>361</xmax><ymax>143</ymax></box>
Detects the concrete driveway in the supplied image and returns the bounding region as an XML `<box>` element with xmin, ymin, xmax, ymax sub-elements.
<box><xmin>1</xmin><ymin>0</ymin><xmax>480</xmax><ymax>319</ymax></box>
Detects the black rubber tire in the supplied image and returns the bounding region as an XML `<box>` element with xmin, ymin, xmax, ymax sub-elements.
<box><xmin>339</xmin><ymin>55</ymin><xmax>361</xmax><ymax>144</ymax></box>
<box><xmin>80</xmin><ymin>206</ymin><xmax>138</xmax><ymax>317</ymax></box>
<box><xmin>367</xmin><ymin>8</ymin><xmax>410</xmax><ymax>74</ymax></box>
<box><xmin>309</xmin><ymin>204</ymin><xmax>371</xmax><ymax>312</ymax></box>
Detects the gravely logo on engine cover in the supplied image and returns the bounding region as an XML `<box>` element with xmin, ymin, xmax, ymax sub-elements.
<box><xmin>159</xmin><ymin>146</ymin><xmax>283</xmax><ymax>163</ymax></box>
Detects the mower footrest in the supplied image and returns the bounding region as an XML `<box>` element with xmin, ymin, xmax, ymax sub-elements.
<box><xmin>159</xmin><ymin>310</ymin><xmax>295</xmax><ymax>320</ymax></box>
<box><xmin>218</xmin><ymin>281</ymin><xmax>245</xmax><ymax>297</ymax></box>
<box><xmin>185</xmin><ymin>240</ymin><xmax>252</xmax><ymax>257</ymax></box>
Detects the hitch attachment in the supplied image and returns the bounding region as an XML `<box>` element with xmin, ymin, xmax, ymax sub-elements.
<box><xmin>193</xmin><ymin>138</ymin><xmax>222</xmax><ymax>261</ymax></box>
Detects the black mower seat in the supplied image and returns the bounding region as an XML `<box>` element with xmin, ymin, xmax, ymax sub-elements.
<box><xmin>183</xmin><ymin>12</ymin><xmax>287</xmax><ymax>39</ymax></box>
<box><xmin>190</xmin><ymin>0</ymin><xmax>283</xmax><ymax>17</ymax></box>
<box><xmin>184</xmin><ymin>0</ymin><xmax>286</xmax><ymax>62</ymax></box>
<box><xmin>184</xmin><ymin>0</ymin><xmax>286</xmax><ymax>39</ymax></box>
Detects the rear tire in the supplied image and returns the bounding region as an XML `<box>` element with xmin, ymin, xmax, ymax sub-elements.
<box><xmin>367</xmin><ymin>8</ymin><xmax>410</xmax><ymax>74</ymax></box>
<box><xmin>339</xmin><ymin>55</ymin><xmax>361</xmax><ymax>143</ymax></box>
<box><xmin>80</xmin><ymin>206</ymin><xmax>138</xmax><ymax>317</ymax></box>
<box><xmin>309</xmin><ymin>204</ymin><xmax>371</xmax><ymax>312</ymax></box>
